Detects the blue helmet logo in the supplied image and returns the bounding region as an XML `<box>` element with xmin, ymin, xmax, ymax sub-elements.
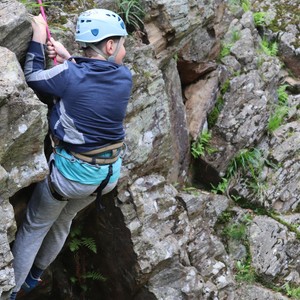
<box><xmin>91</xmin><ymin>29</ymin><xmax>99</xmax><ymax>36</ymax></box>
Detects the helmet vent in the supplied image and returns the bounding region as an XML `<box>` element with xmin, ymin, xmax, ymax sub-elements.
<box><xmin>75</xmin><ymin>9</ymin><xmax>128</xmax><ymax>43</ymax></box>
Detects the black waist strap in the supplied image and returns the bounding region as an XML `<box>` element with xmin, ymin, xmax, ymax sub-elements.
<box><xmin>94</xmin><ymin>164</ymin><xmax>113</xmax><ymax>211</ymax></box>
<box><xmin>48</xmin><ymin>161</ymin><xmax>67</xmax><ymax>201</ymax></box>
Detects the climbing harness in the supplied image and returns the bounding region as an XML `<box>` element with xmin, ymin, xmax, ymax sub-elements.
<box><xmin>49</xmin><ymin>135</ymin><xmax>124</xmax><ymax>210</ymax></box>
<box><xmin>70</xmin><ymin>141</ymin><xmax>124</xmax><ymax>165</ymax></box>
<box><xmin>94</xmin><ymin>164</ymin><xmax>113</xmax><ymax>211</ymax></box>
<box><xmin>48</xmin><ymin>158</ymin><xmax>114</xmax><ymax>210</ymax></box>
<box><xmin>37</xmin><ymin>0</ymin><xmax>57</xmax><ymax>65</ymax></box>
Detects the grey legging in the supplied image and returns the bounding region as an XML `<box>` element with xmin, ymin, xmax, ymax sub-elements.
<box><xmin>12</xmin><ymin>162</ymin><xmax>116</xmax><ymax>292</ymax></box>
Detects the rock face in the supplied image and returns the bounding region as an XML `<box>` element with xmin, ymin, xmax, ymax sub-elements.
<box><xmin>0</xmin><ymin>45</ymin><xmax>48</xmax><ymax>298</ymax></box>
<box><xmin>0</xmin><ymin>1</ymin><xmax>32</xmax><ymax>62</ymax></box>
<box><xmin>0</xmin><ymin>0</ymin><xmax>300</xmax><ymax>299</ymax></box>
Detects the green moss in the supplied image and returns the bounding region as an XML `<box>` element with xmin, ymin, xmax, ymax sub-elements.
<box><xmin>207</xmin><ymin>96</ymin><xmax>224</xmax><ymax>128</ymax></box>
<box><xmin>267</xmin><ymin>3</ymin><xmax>300</xmax><ymax>33</ymax></box>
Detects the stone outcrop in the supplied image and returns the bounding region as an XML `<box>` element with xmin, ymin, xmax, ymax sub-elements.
<box><xmin>0</xmin><ymin>1</ymin><xmax>32</xmax><ymax>62</ymax></box>
<box><xmin>0</xmin><ymin>0</ymin><xmax>300</xmax><ymax>299</ymax></box>
<box><xmin>0</xmin><ymin>45</ymin><xmax>48</xmax><ymax>298</ymax></box>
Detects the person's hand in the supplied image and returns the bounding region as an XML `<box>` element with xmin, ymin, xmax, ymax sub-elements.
<box><xmin>47</xmin><ymin>38</ymin><xmax>72</xmax><ymax>64</ymax></box>
<box><xmin>31</xmin><ymin>14</ymin><xmax>47</xmax><ymax>44</ymax></box>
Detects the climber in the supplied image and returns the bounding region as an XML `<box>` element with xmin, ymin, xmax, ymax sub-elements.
<box><xmin>10</xmin><ymin>8</ymin><xmax>132</xmax><ymax>300</ymax></box>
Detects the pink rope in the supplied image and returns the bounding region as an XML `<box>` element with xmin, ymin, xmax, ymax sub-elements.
<box><xmin>37</xmin><ymin>0</ymin><xmax>57</xmax><ymax>65</ymax></box>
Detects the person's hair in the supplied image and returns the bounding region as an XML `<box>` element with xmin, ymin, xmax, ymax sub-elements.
<box><xmin>83</xmin><ymin>36</ymin><xmax>122</xmax><ymax>58</ymax></box>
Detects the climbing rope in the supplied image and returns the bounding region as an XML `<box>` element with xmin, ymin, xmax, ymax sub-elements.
<box><xmin>37</xmin><ymin>0</ymin><xmax>57</xmax><ymax>65</ymax></box>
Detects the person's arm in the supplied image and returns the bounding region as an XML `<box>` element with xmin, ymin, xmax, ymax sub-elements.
<box><xmin>47</xmin><ymin>38</ymin><xmax>74</xmax><ymax>64</ymax></box>
<box><xmin>24</xmin><ymin>15</ymin><xmax>70</xmax><ymax>97</ymax></box>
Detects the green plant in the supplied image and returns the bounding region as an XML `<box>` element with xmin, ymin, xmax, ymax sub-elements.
<box><xmin>69</xmin><ymin>226</ymin><xmax>97</xmax><ymax>254</ymax></box>
<box><xmin>284</xmin><ymin>283</ymin><xmax>300</xmax><ymax>299</ymax></box>
<box><xmin>20</xmin><ymin>0</ymin><xmax>52</xmax><ymax>8</ymax></box>
<box><xmin>83</xmin><ymin>271</ymin><xmax>107</xmax><ymax>282</ymax></box>
<box><xmin>267</xmin><ymin>105</ymin><xmax>289</xmax><ymax>133</ymax></box>
<box><xmin>232</xmin><ymin>29</ymin><xmax>241</xmax><ymax>42</ymax></box>
<box><xmin>235</xmin><ymin>260</ymin><xmax>256</xmax><ymax>282</ymax></box>
<box><xmin>211</xmin><ymin>178</ymin><xmax>229</xmax><ymax>195</ymax></box>
<box><xmin>228</xmin><ymin>0</ymin><xmax>251</xmax><ymax>13</ymax></box>
<box><xmin>212</xmin><ymin>148</ymin><xmax>273</xmax><ymax>199</ymax></box>
<box><xmin>277</xmin><ymin>84</ymin><xmax>289</xmax><ymax>105</ymax></box>
<box><xmin>219</xmin><ymin>29</ymin><xmax>241</xmax><ymax>59</ymax></box>
<box><xmin>253</xmin><ymin>11</ymin><xmax>269</xmax><ymax>27</ymax></box>
<box><xmin>208</xmin><ymin>96</ymin><xmax>225</xmax><ymax>128</ymax></box>
<box><xmin>220</xmin><ymin>43</ymin><xmax>233</xmax><ymax>58</ymax></box>
<box><xmin>260</xmin><ymin>37</ymin><xmax>278</xmax><ymax>56</ymax></box>
<box><xmin>220</xmin><ymin>80</ymin><xmax>230</xmax><ymax>95</ymax></box>
<box><xmin>68</xmin><ymin>226</ymin><xmax>106</xmax><ymax>295</ymax></box>
<box><xmin>226</xmin><ymin>148</ymin><xmax>264</xmax><ymax>180</ymax></box>
<box><xmin>267</xmin><ymin>84</ymin><xmax>290</xmax><ymax>133</ymax></box>
<box><xmin>191</xmin><ymin>130</ymin><xmax>216</xmax><ymax>158</ymax></box>
<box><xmin>182</xmin><ymin>186</ymin><xmax>200</xmax><ymax>196</ymax></box>
<box><xmin>223</xmin><ymin>213</ymin><xmax>252</xmax><ymax>240</ymax></box>
<box><xmin>241</xmin><ymin>0</ymin><xmax>251</xmax><ymax>12</ymax></box>
<box><xmin>117</xmin><ymin>0</ymin><xmax>145</xmax><ymax>33</ymax></box>
<box><xmin>223</xmin><ymin>223</ymin><xmax>247</xmax><ymax>240</ymax></box>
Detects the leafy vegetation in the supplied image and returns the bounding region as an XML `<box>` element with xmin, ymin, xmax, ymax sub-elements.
<box><xmin>191</xmin><ymin>130</ymin><xmax>216</xmax><ymax>158</ymax></box>
<box><xmin>20</xmin><ymin>0</ymin><xmax>52</xmax><ymax>8</ymax></box>
<box><xmin>241</xmin><ymin>0</ymin><xmax>251</xmax><ymax>12</ymax></box>
<box><xmin>69</xmin><ymin>226</ymin><xmax>97</xmax><ymax>254</ymax></box>
<box><xmin>235</xmin><ymin>260</ymin><xmax>256</xmax><ymax>283</ymax></box>
<box><xmin>211</xmin><ymin>148</ymin><xmax>275</xmax><ymax>200</ymax></box>
<box><xmin>284</xmin><ymin>283</ymin><xmax>300</xmax><ymax>299</ymax></box>
<box><xmin>228</xmin><ymin>0</ymin><xmax>252</xmax><ymax>13</ymax></box>
<box><xmin>267</xmin><ymin>106</ymin><xmax>289</xmax><ymax>133</ymax></box>
<box><xmin>117</xmin><ymin>0</ymin><xmax>145</xmax><ymax>33</ymax></box>
<box><xmin>260</xmin><ymin>37</ymin><xmax>278</xmax><ymax>56</ymax></box>
<box><xmin>253</xmin><ymin>12</ymin><xmax>269</xmax><ymax>27</ymax></box>
<box><xmin>267</xmin><ymin>85</ymin><xmax>289</xmax><ymax>133</ymax></box>
<box><xmin>207</xmin><ymin>96</ymin><xmax>225</xmax><ymax>128</ymax></box>
<box><xmin>68</xmin><ymin>226</ymin><xmax>106</xmax><ymax>295</ymax></box>
<box><xmin>219</xmin><ymin>28</ymin><xmax>241</xmax><ymax>59</ymax></box>
<box><xmin>211</xmin><ymin>178</ymin><xmax>229</xmax><ymax>195</ymax></box>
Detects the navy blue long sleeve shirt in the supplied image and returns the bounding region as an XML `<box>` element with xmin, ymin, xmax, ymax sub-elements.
<box><xmin>24</xmin><ymin>41</ymin><xmax>132</xmax><ymax>153</ymax></box>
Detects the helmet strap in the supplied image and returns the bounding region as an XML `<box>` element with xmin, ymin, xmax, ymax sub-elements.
<box><xmin>89</xmin><ymin>37</ymin><xmax>124</xmax><ymax>63</ymax></box>
<box><xmin>89</xmin><ymin>44</ymin><xmax>109</xmax><ymax>60</ymax></box>
<box><xmin>107</xmin><ymin>37</ymin><xmax>124</xmax><ymax>63</ymax></box>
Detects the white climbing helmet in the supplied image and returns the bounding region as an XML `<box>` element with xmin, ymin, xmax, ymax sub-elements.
<box><xmin>75</xmin><ymin>9</ymin><xmax>128</xmax><ymax>46</ymax></box>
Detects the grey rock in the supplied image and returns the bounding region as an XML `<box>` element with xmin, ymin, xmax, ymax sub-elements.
<box><xmin>0</xmin><ymin>0</ymin><xmax>32</xmax><ymax>62</ymax></box>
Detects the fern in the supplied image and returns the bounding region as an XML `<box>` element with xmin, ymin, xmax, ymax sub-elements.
<box><xmin>253</xmin><ymin>12</ymin><xmax>268</xmax><ymax>27</ymax></box>
<box><xmin>83</xmin><ymin>271</ymin><xmax>107</xmax><ymax>282</ymax></box>
<box><xmin>241</xmin><ymin>0</ymin><xmax>251</xmax><ymax>12</ymax></box>
<box><xmin>81</xmin><ymin>237</ymin><xmax>97</xmax><ymax>254</ymax></box>
<box><xmin>277</xmin><ymin>85</ymin><xmax>289</xmax><ymax>105</ymax></box>
<box><xmin>70</xmin><ymin>226</ymin><xmax>82</xmax><ymax>238</ymax></box>
<box><xmin>69</xmin><ymin>226</ymin><xmax>97</xmax><ymax>254</ymax></box>
<box><xmin>191</xmin><ymin>130</ymin><xmax>216</xmax><ymax>158</ymax></box>
<box><xmin>211</xmin><ymin>178</ymin><xmax>229</xmax><ymax>194</ymax></box>
<box><xmin>220</xmin><ymin>43</ymin><xmax>233</xmax><ymax>58</ymax></box>
<box><xmin>261</xmin><ymin>37</ymin><xmax>278</xmax><ymax>56</ymax></box>
<box><xmin>69</xmin><ymin>238</ymin><xmax>81</xmax><ymax>252</ymax></box>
